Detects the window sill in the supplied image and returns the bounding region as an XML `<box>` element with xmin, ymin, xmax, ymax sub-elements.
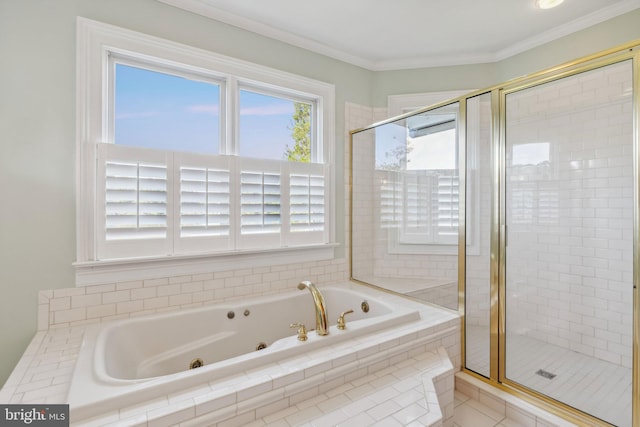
<box><xmin>73</xmin><ymin>243</ymin><xmax>339</xmax><ymax>286</ymax></box>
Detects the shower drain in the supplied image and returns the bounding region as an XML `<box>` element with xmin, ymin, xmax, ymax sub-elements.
<box><xmin>535</xmin><ymin>369</ymin><xmax>556</xmax><ymax>379</ymax></box>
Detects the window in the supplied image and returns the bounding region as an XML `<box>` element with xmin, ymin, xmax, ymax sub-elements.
<box><xmin>76</xmin><ymin>19</ymin><xmax>335</xmax><ymax>284</ymax></box>
<box><xmin>404</xmin><ymin>114</ymin><xmax>458</xmax><ymax>245</ymax></box>
<box><xmin>376</xmin><ymin>105</ymin><xmax>460</xmax><ymax>253</ymax></box>
<box><xmin>113</xmin><ymin>62</ymin><xmax>221</xmax><ymax>154</ymax></box>
<box><xmin>238</xmin><ymin>89</ymin><xmax>315</xmax><ymax>162</ymax></box>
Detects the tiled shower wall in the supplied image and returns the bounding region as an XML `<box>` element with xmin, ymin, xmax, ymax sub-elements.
<box><xmin>505</xmin><ymin>60</ymin><xmax>634</xmax><ymax>368</ymax></box>
<box><xmin>347</xmin><ymin>102</ymin><xmax>378</xmax><ymax>281</ymax></box>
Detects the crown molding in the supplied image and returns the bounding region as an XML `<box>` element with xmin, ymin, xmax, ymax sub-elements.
<box><xmin>156</xmin><ymin>0</ymin><xmax>376</xmax><ymax>69</ymax></box>
<box><xmin>494</xmin><ymin>0</ymin><xmax>640</xmax><ymax>62</ymax></box>
<box><xmin>157</xmin><ymin>0</ymin><xmax>640</xmax><ymax>71</ymax></box>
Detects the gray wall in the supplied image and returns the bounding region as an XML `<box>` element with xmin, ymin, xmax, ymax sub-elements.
<box><xmin>0</xmin><ymin>0</ymin><xmax>373</xmax><ymax>386</ymax></box>
<box><xmin>1</xmin><ymin>0</ymin><xmax>639</xmax><ymax>387</ymax></box>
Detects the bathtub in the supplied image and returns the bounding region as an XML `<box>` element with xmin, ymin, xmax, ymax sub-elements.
<box><xmin>67</xmin><ymin>284</ymin><xmax>440</xmax><ymax>421</ymax></box>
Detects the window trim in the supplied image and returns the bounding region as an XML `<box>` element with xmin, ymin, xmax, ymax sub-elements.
<box><xmin>75</xmin><ymin>18</ymin><xmax>336</xmax><ymax>285</ymax></box>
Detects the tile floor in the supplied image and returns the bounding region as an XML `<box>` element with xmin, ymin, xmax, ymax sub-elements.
<box><xmin>465</xmin><ymin>325</ymin><xmax>632</xmax><ymax>427</ymax></box>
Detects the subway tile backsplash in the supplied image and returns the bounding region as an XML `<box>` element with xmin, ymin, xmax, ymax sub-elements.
<box><xmin>40</xmin><ymin>258</ymin><xmax>348</xmax><ymax>330</ymax></box>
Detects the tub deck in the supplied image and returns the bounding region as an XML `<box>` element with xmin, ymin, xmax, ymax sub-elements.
<box><xmin>0</xmin><ymin>283</ymin><xmax>460</xmax><ymax>426</ymax></box>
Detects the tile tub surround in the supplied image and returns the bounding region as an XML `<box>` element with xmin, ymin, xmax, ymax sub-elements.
<box><xmin>37</xmin><ymin>259</ymin><xmax>349</xmax><ymax>331</ymax></box>
<box><xmin>0</xmin><ymin>282</ymin><xmax>460</xmax><ymax>426</ymax></box>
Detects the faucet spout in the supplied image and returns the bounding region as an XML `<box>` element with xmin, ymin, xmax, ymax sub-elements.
<box><xmin>297</xmin><ymin>281</ymin><xmax>329</xmax><ymax>335</ymax></box>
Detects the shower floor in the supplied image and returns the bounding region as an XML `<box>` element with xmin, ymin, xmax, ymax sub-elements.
<box><xmin>465</xmin><ymin>325</ymin><xmax>632</xmax><ymax>427</ymax></box>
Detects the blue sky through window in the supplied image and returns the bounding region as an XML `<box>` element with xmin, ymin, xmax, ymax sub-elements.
<box><xmin>114</xmin><ymin>64</ymin><xmax>309</xmax><ymax>160</ymax></box>
<box><xmin>239</xmin><ymin>90</ymin><xmax>298</xmax><ymax>160</ymax></box>
<box><xmin>115</xmin><ymin>64</ymin><xmax>220</xmax><ymax>154</ymax></box>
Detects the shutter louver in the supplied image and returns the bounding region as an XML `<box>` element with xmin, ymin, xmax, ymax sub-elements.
<box><xmin>241</xmin><ymin>171</ymin><xmax>281</xmax><ymax>234</ymax></box>
<box><xmin>105</xmin><ymin>160</ymin><xmax>167</xmax><ymax>240</ymax></box>
<box><xmin>379</xmin><ymin>174</ymin><xmax>400</xmax><ymax>229</ymax></box>
<box><xmin>290</xmin><ymin>173</ymin><xmax>325</xmax><ymax>232</ymax></box>
<box><xmin>437</xmin><ymin>173</ymin><xmax>459</xmax><ymax>236</ymax></box>
<box><xmin>405</xmin><ymin>173</ymin><xmax>431</xmax><ymax>235</ymax></box>
<box><xmin>97</xmin><ymin>144</ymin><xmax>328</xmax><ymax>259</ymax></box>
<box><xmin>180</xmin><ymin>167</ymin><xmax>230</xmax><ymax>237</ymax></box>
<box><xmin>396</xmin><ymin>170</ymin><xmax>459</xmax><ymax>245</ymax></box>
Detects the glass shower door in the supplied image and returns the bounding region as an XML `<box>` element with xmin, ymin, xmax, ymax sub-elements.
<box><xmin>503</xmin><ymin>60</ymin><xmax>634</xmax><ymax>426</ymax></box>
<box><xmin>465</xmin><ymin>92</ymin><xmax>493</xmax><ymax>377</ymax></box>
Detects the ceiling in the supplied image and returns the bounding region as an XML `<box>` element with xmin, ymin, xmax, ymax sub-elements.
<box><xmin>158</xmin><ymin>0</ymin><xmax>640</xmax><ymax>70</ymax></box>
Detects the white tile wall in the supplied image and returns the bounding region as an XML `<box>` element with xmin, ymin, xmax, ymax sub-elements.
<box><xmin>38</xmin><ymin>260</ymin><xmax>349</xmax><ymax>330</ymax></box>
<box><xmin>505</xmin><ymin>60</ymin><xmax>634</xmax><ymax>368</ymax></box>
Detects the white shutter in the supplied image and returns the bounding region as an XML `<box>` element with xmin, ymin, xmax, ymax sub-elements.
<box><xmin>237</xmin><ymin>159</ymin><xmax>282</xmax><ymax>249</ymax></box>
<box><xmin>174</xmin><ymin>153</ymin><xmax>233</xmax><ymax>254</ymax></box>
<box><xmin>180</xmin><ymin>167</ymin><xmax>230</xmax><ymax>237</ymax></box>
<box><xmin>97</xmin><ymin>143</ymin><xmax>172</xmax><ymax>259</ymax></box>
<box><xmin>286</xmin><ymin>162</ymin><xmax>327</xmax><ymax>246</ymax></box>
<box><xmin>404</xmin><ymin>173</ymin><xmax>432</xmax><ymax>237</ymax></box>
<box><xmin>290</xmin><ymin>174</ymin><xmax>324</xmax><ymax>232</ymax></box>
<box><xmin>398</xmin><ymin>170</ymin><xmax>458</xmax><ymax>245</ymax></box>
<box><xmin>105</xmin><ymin>161</ymin><xmax>167</xmax><ymax>239</ymax></box>
<box><xmin>436</xmin><ymin>173</ymin><xmax>459</xmax><ymax>240</ymax></box>
<box><xmin>240</xmin><ymin>171</ymin><xmax>281</xmax><ymax>234</ymax></box>
<box><xmin>378</xmin><ymin>171</ymin><xmax>402</xmax><ymax>229</ymax></box>
<box><xmin>97</xmin><ymin>147</ymin><xmax>330</xmax><ymax>258</ymax></box>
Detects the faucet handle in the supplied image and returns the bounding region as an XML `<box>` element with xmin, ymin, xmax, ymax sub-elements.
<box><xmin>337</xmin><ymin>310</ymin><xmax>354</xmax><ymax>330</ymax></box>
<box><xmin>289</xmin><ymin>322</ymin><xmax>308</xmax><ymax>341</ymax></box>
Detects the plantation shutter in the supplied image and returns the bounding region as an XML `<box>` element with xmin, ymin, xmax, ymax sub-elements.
<box><xmin>180</xmin><ymin>167</ymin><xmax>230</xmax><ymax>237</ymax></box>
<box><xmin>174</xmin><ymin>153</ymin><xmax>233</xmax><ymax>254</ymax></box>
<box><xmin>399</xmin><ymin>170</ymin><xmax>458</xmax><ymax>245</ymax></box>
<box><xmin>240</xmin><ymin>173</ymin><xmax>281</xmax><ymax>234</ymax></box>
<box><xmin>97</xmin><ymin>143</ymin><xmax>172</xmax><ymax>259</ymax></box>
<box><xmin>378</xmin><ymin>171</ymin><xmax>402</xmax><ymax>229</ymax></box>
<box><xmin>436</xmin><ymin>172</ymin><xmax>459</xmax><ymax>242</ymax></box>
<box><xmin>403</xmin><ymin>172</ymin><xmax>432</xmax><ymax>237</ymax></box>
<box><xmin>237</xmin><ymin>158</ymin><xmax>282</xmax><ymax>249</ymax></box>
<box><xmin>287</xmin><ymin>162</ymin><xmax>327</xmax><ymax>245</ymax></box>
<box><xmin>290</xmin><ymin>174</ymin><xmax>324</xmax><ymax>231</ymax></box>
<box><xmin>96</xmin><ymin>146</ymin><xmax>329</xmax><ymax>259</ymax></box>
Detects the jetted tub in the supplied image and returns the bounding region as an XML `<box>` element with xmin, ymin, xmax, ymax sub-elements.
<box><xmin>68</xmin><ymin>284</ymin><xmax>427</xmax><ymax>421</ymax></box>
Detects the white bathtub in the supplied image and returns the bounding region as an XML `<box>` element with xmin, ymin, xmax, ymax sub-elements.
<box><xmin>68</xmin><ymin>284</ymin><xmax>430</xmax><ymax>421</ymax></box>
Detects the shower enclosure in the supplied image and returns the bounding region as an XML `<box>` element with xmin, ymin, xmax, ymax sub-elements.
<box><xmin>350</xmin><ymin>43</ymin><xmax>639</xmax><ymax>426</ymax></box>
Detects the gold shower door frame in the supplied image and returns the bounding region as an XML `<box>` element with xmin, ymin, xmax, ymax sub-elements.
<box><xmin>457</xmin><ymin>46</ymin><xmax>640</xmax><ymax>426</ymax></box>
<box><xmin>348</xmin><ymin>40</ymin><xmax>640</xmax><ymax>427</ymax></box>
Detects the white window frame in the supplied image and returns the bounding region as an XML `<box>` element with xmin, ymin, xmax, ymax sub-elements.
<box><xmin>75</xmin><ymin>18</ymin><xmax>336</xmax><ymax>286</ymax></box>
